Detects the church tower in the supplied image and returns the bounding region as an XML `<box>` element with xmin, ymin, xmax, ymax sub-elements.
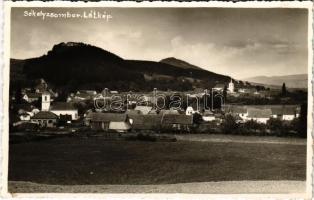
<box><xmin>228</xmin><ymin>79</ymin><xmax>235</xmax><ymax>93</ymax></box>
<box><xmin>41</xmin><ymin>92</ymin><xmax>51</xmax><ymax>111</ymax></box>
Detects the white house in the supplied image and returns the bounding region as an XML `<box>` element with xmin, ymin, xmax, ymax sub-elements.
<box><xmin>186</xmin><ymin>106</ymin><xmax>196</xmax><ymax>115</ymax></box>
<box><xmin>246</xmin><ymin>108</ymin><xmax>272</xmax><ymax>124</ymax></box>
<box><xmin>50</xmin><ymin>102</ymin><xmax>79</xmax><ymax>120</ymax></box>
<box><xmin>270</xmin><ymin>105</ymin><xmax>299</xmax><ymax>121</ymax></box>
<box><xmin>40</xmin><ymin>92</ymin><xmax>79</xmax><ymax>120</ymax></box>
<box><xmin>23</xmin><ymin>93</ymin><xmax>41</xmax><ymax>103</ymax></box>
<box><xmin>134</xmin><ymin>105</ymin><xmax>153</xmax><ymax>115</ymax></box>
<box><xmin>202</xmin><ymin>110</ymin><xmax>215</xmax><ymax>121</ymax></box>
<box><xmin>20</xmin><ymin>113</ymin><xmax>31</xmax><ymax>121</ymax></box>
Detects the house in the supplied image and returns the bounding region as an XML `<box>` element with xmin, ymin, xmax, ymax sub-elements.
<box><xmin>202</xmin><ymin>110</ymin><xmax>215</xmax><ymax>122</ymax></box>
<box><xmin>19</xmin><ymin>113</ymin><xmax>31</xmax><ymax>121</ymax></box>
<box><xmin>59</xmin><ymin>114</ymin><xmax>72</xmax><ymax>125</ymax></box>
<box><xmin>126</xmin><ymin>109</ymin><xmax>142</xmax><ymax>115</ymax></box>
<box><xmin>23</xmin><ymin>92</ymin><xmax>41</xmax><ymax>103</ymax></box>
<box><xmin>223</xmin><ymin>105</ymin><xmax>248</xmax><ymax>119</ymax></box>
<box><xmin>31</xmin><ymin>111</ymin><xmax>58</xmax><ymax>127</ymax></box>
<box><xmin>89</xmin><ymin>112</ymin><xmax>131</xmax><ymax>132</ymax></box>
<box><xmin>223</xmin><ymin>104</ymin><xmax>300</xmax><ymax>123</ymax></box>
<box><xmin>126</xmin><ymin>109</ymin><xmax>142</xmax><ymax>124</ymax></box>
<box><xmin>73</xmin><ymin>93</ymin><xmax>93</xmax><ymax>101</ymax></box>
<box><xmin>159</xmin><ymin>109</ymin><xmax>180</xmax><ymax>115</ymax></box>
<box><xmin>131</xmin><ymin>115</ymin><xmax>162</xmax><ymax>130</ymax></box>
<box><xmin>39</xmin><ymin>92</ymin><xmax>79</xmax><ymax>120</ymax></box>
<box><xmin>186</xmin><ymin>106</ymin><xmax>196</xmax><ymax>115</ymax></box>
<box><xmin>270</xmin><ymin>105</ymin><xmax>299</xmax><ymax>121</ymax></box>
<box><xmin>134</xmin><ymin>106</ymin><xmax>153</xmax><ymax>115</ymax></box>
<box><xmin>77</xmin><ymin>90</ymin><xmax>97</xmax><ymax>95</ymax></box>
<box><xmin>246</xmin><ymin>108</ymin><xmax>272</xmax><ymax>124</ymax></box>
<box><xmin>161</xmin><ymin>114</ymin><xmax>193</xmax><ymax>132</ymax></box>
<box><xmin>110</xmin><ymin>91</ymin><xmax>119</xmax><ymax>94</ymax></box>
<box><xmin>50</xmin><ymin>102</ymin><xmax>79</xmax><ymax>120</ymax></box>
<box><xmin>193</xmin><ymin>88</ymin><xmax>205</xmax><ymax>94</ymax></box>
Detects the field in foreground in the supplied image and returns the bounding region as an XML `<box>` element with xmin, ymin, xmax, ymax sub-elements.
<box><xmin>8</xmin><ymin>134</ymin><xmax>306</xmax><ymax>192</ymax></box>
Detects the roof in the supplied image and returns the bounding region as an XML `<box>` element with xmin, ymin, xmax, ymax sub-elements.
<box><xmin>223</xmin><ymin>105</ymin><xmax>247</xmax><ymax>114</ymax></box>
<box><xmin>126</xmin><ymin>109</ymin><xmax>142</xmax><ymax>115</ymax></box>
<box><xmin>78</xmin><ymin>90</ymin><xmax>97</xmax><ymax>95</ymax></box>
<box><xmin>162</xmin><ymin>114</ymin><xmax>193</xmax><ymax>125</ymax></box>
<box><xmin>247</xmin><ymin>108</ymin><xmax>272</xmax><ymax>118</ymax></box>
<box><xmin>134</xmin><ymin>106</ymin><xmax>153</xmax><ymax>115</ymax></box>
<box><xmin>223</xmin><ymin>105</ymin><xmax>300</xmax><ymax>116</ymax></box>
<box><xmin>89</xmin><ymin>112</ymin><xmax>128</xmax><ymax>122</ymax></box>
<box><xmin>75</xmin><ymin>93</ymin><xmax>91</xmax><ymax>99</ymax></box>
<box><xmin>270</xmin><ymin>105</ymin><xmax>297</xmax><ymax>115</ymax></box>
<box><xmin>25</xmin><ymin>92</ymin><xmax>41</xmax><ymax>98</ymax></box>
<box><xmin>203</xmin><ymin>110</ymin><xmax>214</xmax><ymax>116</ymax></box>
<box><xmin>131</xmin><ymin>115</ymin><xmax>162</xmax><ymax>129</ymax></box>
<box><xmin>159</xmin><ymin>109</ymin><xmax>179</xmax><ymax>115</ymax></box>
<box><xmin>148</xmin><ymin>110</ymin><xmax>158</xmax><ymax>115</ymax></box>
<box><xmin>51</xmin><ymin>102</ymin><xmax>77</xmax><ymax>111</ymax></box>
<box><xmin>32</xmin><ymin>111</ymin><xmax>58</xmax><ymax>119</ymax></box>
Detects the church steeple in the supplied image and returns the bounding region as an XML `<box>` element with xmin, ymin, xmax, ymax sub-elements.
<box><xmin>41</xmin><ymin>92</ymin><xmax>51</xmax><ymax>111</ymax></box>
<box><xmin>228</xmin><ymin>78</ymin><xmax>235</xmax><ymax>93</ymax></box>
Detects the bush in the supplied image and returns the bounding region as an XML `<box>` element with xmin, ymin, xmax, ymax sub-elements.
<box><xmin>267</xmin><ymin>118</ymin><xmax>284</xmax><ymax>136</ymax></box>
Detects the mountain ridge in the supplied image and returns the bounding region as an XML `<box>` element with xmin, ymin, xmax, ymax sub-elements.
<box><xmin>10</xmin><ymin>42</ymin><xmax>232</xmax><ymax>92</ymax></box>
<box><xmin>244</xmin><ymin>74</ymin><xmax>307</xmax><ymax>89</ymax></box>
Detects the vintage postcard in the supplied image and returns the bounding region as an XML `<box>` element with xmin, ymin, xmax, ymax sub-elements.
<box><xmin>1</xmin><ymin>1</ymin><xmax>313</xmax><ymax>199</ymax></box>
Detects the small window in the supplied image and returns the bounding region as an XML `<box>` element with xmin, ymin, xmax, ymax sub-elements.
<box><xmin>48</xmin><ymin>120</ymin><xmax>52</xmax><ymax>123</ymax></box>
<box><xmin>45</xmin><ymin>96</ymin><xmax>47</xmax><ymax>101</ymax></box>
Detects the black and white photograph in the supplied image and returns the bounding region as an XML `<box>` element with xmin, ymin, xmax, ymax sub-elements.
<box><xmin>3</xmin><ymin>1</ymin><xmax>313</xmax><ymax>197</ymax></box>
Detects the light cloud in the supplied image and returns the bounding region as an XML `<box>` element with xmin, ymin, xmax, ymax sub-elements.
<box><xmin>11</xmin><ymin>7</ymin><xmax>308</xmax><ymax>79</ymax></box>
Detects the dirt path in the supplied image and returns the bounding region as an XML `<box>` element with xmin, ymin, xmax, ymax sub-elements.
<box><xmin>174</xmin><ymin>134</ymin><xmax>306</xmax><ymax>145</ymax></box>
<box><xmin>8</xmin><ymin>180</ymin><xmax>306</xmax><ymax>194</ymax></box>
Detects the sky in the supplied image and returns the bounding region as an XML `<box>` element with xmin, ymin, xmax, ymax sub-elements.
<box><xmin>11</xmin><ymin>7</ymin><xmax>308</xmax><ymax>79</ymax></box>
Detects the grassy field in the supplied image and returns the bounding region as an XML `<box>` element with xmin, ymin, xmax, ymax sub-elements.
<box><xmin>8</xmin><ymin>135</ymin><xmax>306</xmax><ymax>186</ymax></box>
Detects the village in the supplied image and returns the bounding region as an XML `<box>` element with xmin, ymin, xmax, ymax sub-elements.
<box><xmin>9</xmin><ymin>77</ymin><xmax>305</xmax><ymax>138</ymax></box>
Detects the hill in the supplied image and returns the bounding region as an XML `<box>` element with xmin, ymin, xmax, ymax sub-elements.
<box><xmin>160</xmin><ymin>57</ymin><xmax>203</xmax><ymax>70</ymax></box>
<box><xmin>244</xmin><ymin>74</ymin><xmax>307</xmax><ymax>89</ymax></box>
<box><xmin>10</xmin><ymin>42</ymin><xmax>231</xmax><ymax>92</ymax></box>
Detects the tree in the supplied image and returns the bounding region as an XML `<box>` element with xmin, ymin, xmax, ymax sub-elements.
<box><xmin>193</xmin><ymin>113</ymin><xmax>203</xmax><ymax>124</ymax></box>
<box><xmin>223</xmin><ymin>85</ymin><xmax>228</xmax><ymax>102</ymax></box>
<box><xmin>221</xmin><ymin>114</ymin><xmax>238</xmax><ymax>134</ymax></box>
<box><xmin>267</xmin><ymin>118</ymin><xmax>283</xmax><ymax>136</ymax></box>
<box><xmin>15</xmin><ymin>84</ymin><xmax>23</xmax><ymax>104</ymax></box>
<box><xmin>298</xmin><ymin>103</ymin><xmax>307</xmax><ymax>138</ymax></box>
<box><xmin>282</xmin><ymin>82</ymin><xmax>287</xmax><ymax>96</ymax></box>
<box><xmin>244</xmin><ymin>120</ymin><xmax>261</xmax><ymax>132</ymax></box>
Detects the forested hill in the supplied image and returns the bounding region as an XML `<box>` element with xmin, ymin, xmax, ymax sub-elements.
<box><xmin>10</xmin><ymin>42</ymin><xmax>231</xmax><ymax>92</ymax></box>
